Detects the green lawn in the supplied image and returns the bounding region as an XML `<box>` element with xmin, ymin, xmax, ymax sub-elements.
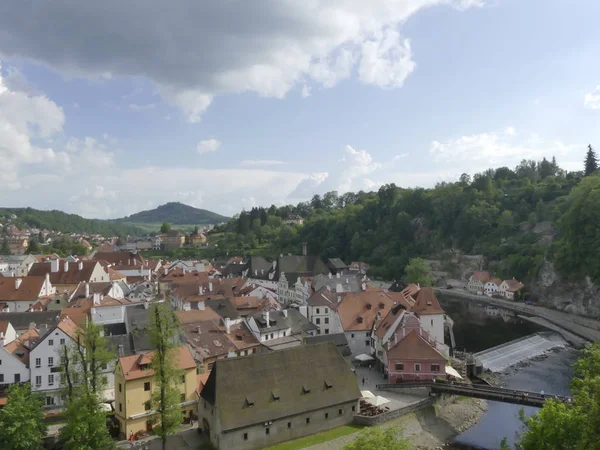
<box><xmin>263</xmin><ymin>425</ymin><xmax>364</xmax><ymax>450</ymax></box>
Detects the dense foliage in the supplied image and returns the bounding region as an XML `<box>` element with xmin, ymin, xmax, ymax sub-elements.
<box><xmin>0</xmin><ymin>383</ymin><xmax>46</xmax><ymax>450</ymax></box>
<box><xmin>518</xmin><ymin>343</ymin><xmax>600</xmax><ymax>449</ymax></box>
<box><xmin>0</xmin><ymin>207</ymin><xmax>142</xmax><ymax>236</ymax></box>
<box><xmin>217</xmin><ymin>156</ymin><xmax>597</xmax><ymax>281</ymax></box>
<box><xmin>114</xmin><ymin>202</ymin><xmax>229</xmax><ymax>225</ymax></box>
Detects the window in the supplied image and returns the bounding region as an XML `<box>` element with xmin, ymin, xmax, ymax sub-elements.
<box><xmin>0</xmin><ymin>374</ymin><xmax>4</xmax><ymax>382</ymax></box>
<box><xmin>118</xmin><ymin>383</ymin><xmax>122</xmax><ymax>393</ymax></box>
<box><xmin>315</xmin><ymin>318</ymin><xmax>320</xmax><ymax>325</ymax></box>
<box><xmin>365</xmin><ymin>340</ymin><xmax>369</xmax><ymax>346</ymax></box>
<box><xmin>56</xmin><ymin>299</ymin><xmax>60</xmax><ymax>304</ymax></box>
<box><xmin>35</xmin><ymin>376</ymin><xmax>42</xmax><ymax>386</ymax></box>
<box><xmin>270</xmin><ymin>333</ymin><xmax>274</xmax><ymax>339</ymax></box>
<box><xmin>48</xmin><ymin>374</ymin><xmax>54</xmax><ymax>385</ymax></box>
<box><xmin>144</xmin><ymin>382</ymin><xmax>151</xmax><ymax>391</ymax></box>
<box><xmin>144</xmin><ymin>401</ymin><xmax>151</xmax><ymax>411</ymax></box>
<box><xmin>395</xmin><ymin>363</ymin><xmax>404</xmax><ymax>371</ymax></box>
<box><xmin>351</xmin><ymin>333</ymin><xmax>355</xmax><ymax>338</ymax></box>
<box><xmin>287</xmin><ymin>422</ymin><xmax>291</xmax><ymax>429</ymax></box>
<box><xmin>101</xmin><ymin>363</ymin><xmax>107</xmax><ymax>370</ymax></box>
<box><xmin>339</xmin><ymin>409</ymin><xmax>343</xmax><ymax>415</ymax></box>
<box><xmin>0</xmin><ymin>359</ymin><xmax>2</xmax><ymax>365</ymax></box>
<box><xmin>180</xmin><ymin>375</ymin><xmax>185</xmax><ymax>383</ymax></box>
<box><xmin>325</xmin><ymin>318</ymin><xmax>329</xmax><ymax>324</ymax></box>
<box><xmin>48</xmin><ymin>339</ymin><xmax>54</xmax><ymax>346</ymax></box>
<box><xmin>324</xmin><ymin>307</ymin><xmax>328</xmax><ymax>313</ymax></box>
<box><xmin>46</xmin><ymin>396</ymin><xmax>55</xmax><ymax>406</ymax></box>
<box><xmin>325</xmin><ymin>329</ymin><xmax>330</xmax><ymax>334</ymax></box>
<box><xmin>265</xmin><ymin>428</ymin><xmax>270</xmax><ymax>435</ymax></box>
<box><xmin>180</xmin><ymin>393</ymin><xmax>185</xmax><ymax>403</ymax></box>
<box><xmin>325</xmin><ymin>412</ymin><xmax>329</xmax><ymax>419</ymax></box>
<box><xmin>243</xmin><ymin>433</ymin><xmax>248</xmax><ymax>441</ymax></box>
<box><xmin>431</xmin><ymin>364</ymin><xmax>440</xmax><ymax>372</ymax></box>
<box><xmin>431</xmin><ymin>319</ymin><xmax>434</xmax><ymax>326</ymax></box>
<box><xmin>306</xmin><ymin>417</ymin><xmax>310</xmax><ymax>424</ymax></box>
<box><xmin>415</xmin><ymin>364</ymin><xmax>421</xmax><ymax>372</ymax></box>
<box><xmin>120</xmin><ymin>403</ymin><xmax>123</xmax><ymax>412</ymax></box>
<box><xmin>316</xmin><ymin>308</ymin><xmax>320</xmax><ymax>314</ymax></box>
<box><xmin>48</xmin><ymin>357</ymin><xmax>54</xmax><ymax>366</ymax></box>
<box><xmin>60</xmin><ymin>338</ymin><xmax>65</xmax><ymax>345</ymax></box>
<box><xmin>366</xmin><ymin>332</ymin><xmax>371</xmax><ymax>337</ymax></box>
<box><xmin>14</xmin><ymin>373</ymin><xmax>20</xmax><ymax>383</ymax></box>
<box><xmin>35</xmin><ymin>358</ymin><xmax>41</xmax><ymax>368</ymax></box>
<box><xmin>352</xmin><ymin>406</ymin><xmax>356</xmax><ymax>412</ymax></box>
<box><xmin>317</xmin><ymin>329</ymin><xmax>321</xmax><ymax>335</ymax></box>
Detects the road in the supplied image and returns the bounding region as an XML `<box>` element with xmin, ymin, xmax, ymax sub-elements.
<box><xmin>437</xmin><ymin>288</ymin><xmax>600</xmax><ymax>344</ymax></box>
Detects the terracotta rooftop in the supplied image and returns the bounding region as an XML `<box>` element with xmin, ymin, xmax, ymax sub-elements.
<box><xmin>470</xmin><ymin>271</ymin><xmax>490</xmax><ymax>283</ymax></box>
<box><xmin>386</xmin><ymin>330</ymin><xmax>446</xmax><ymax>361</ymax></box>
<box><xmin>118</xmin><ymin>345</ymin><xmax>196</xmax><ymax>381</ymax></box>
<box><xmin>93</xmin><ymin>251</ymin><xmax>145</xmax><ymax>266</ymax></box>
<box><xmin>28</xmin><ymin>261</ymin><xmax>100</xmax><ymax>285</ymax></box>
<box><xmin>337</xmin><ymin>290</ymin><xmax>394</xmax><ymax>331</ymax></box>
<box><xmin>503</xmin><ymin>279</ymin><xmax>524</xmax><ymax>292</ymax></box>
<box><xmin>0</xmin><ymin>276</ymin><xmax>47</xmax><ymax>302</ymax></box>
<box><xmin>411</xmin><ymin>288</ymin><xmax>445</xmax><ymax>316</ymax></box>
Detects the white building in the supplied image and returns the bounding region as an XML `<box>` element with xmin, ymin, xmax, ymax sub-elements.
<box><xmin>0</xmin><ymin>321</ymin><xmax>18</xmax><ymax>346</ymax></box>
<box><xmin>30</xmin><ymin>317</ymin><xmax>80</xmax><ymax>408</ymax></box>
<box><xmin>484</xmin><ymin>278</ymin><xmax>502</xmax><ymax>296</ymax></box>
<box><xmin>277</xmin><ymin>272</ymin><xmax>310</xmax><ymax>307</ymax></box>
<box><xmin>0</xmin><ymin>274</ymin><xmax>56</xmax><ymax>312</ymax></box>
<box><xmin>306</xmin><ymin>288</ymin><xmax>344</xmax><ymax>336</ymax></box>
<box><xmin>0</xmin><ymin>343</ymin><xmax>30</xmax><ymax>385</ymax></box>
<box><xmin>467</xmin><ymin>272</ymin><xmax>490</xmax><ymax>294</ymax></box>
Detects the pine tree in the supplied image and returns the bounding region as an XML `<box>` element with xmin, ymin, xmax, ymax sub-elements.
<box><xmin>60</xmin><ymin>322</ymin><xmax>116</xmax><ymax>450</ymax></box>
<box><xmin>148</xmin><ymin>303</ymin><xmax>183</xmax><ymax>450</ymax></box>
<box><xmin>0</xmin><ymin>383</ymin><xmax>47</xmax><ymax>450</ymax></box>
<box><xmin>585</xmin><ymin>144</ymin><xmax>598</xmax><ymax>176</ymax></box>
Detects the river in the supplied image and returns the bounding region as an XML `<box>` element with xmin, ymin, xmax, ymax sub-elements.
<box><xmin>438</xmin><ymin>294</ymin><xmax>578</xmax><ymax>450</ymax></box>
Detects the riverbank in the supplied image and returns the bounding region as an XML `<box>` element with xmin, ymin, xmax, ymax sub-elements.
<box><xmin>302</xmin><ymin>397</ymin><xmax>487</xmax><ymax>450</ymax></box>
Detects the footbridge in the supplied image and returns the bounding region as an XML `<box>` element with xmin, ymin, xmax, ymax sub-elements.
<box><xmin>377</xmin><ymin>380</ymin><xmax>571</xmax><ymax>408</ymax></box>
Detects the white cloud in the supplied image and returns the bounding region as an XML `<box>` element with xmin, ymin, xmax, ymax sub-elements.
<box><xmin>584</xmin><ymin>86</ymin><xmax>600</xmax><ymax>110</ymax></box>
<box><xmin>338</xmin><ymin>145</ymin><xmax>381</xmax><ymax>192</ymax></box>
<box><xmin>504</xmin><ymin>126</ymin><xmax>515</xmax><ymax>136</ymax></box>
<box><xmin>288</xmin><ymin>172</ymin><xmax>330</xmax><ymax>199</ymax></box>
<box><xmin>128</xmin><ymin>103</ymin><xmax>156</xmax><ymax>111</ymax></box>
<box><xmin>241</xmin><ymin>160</ymin><xmax>284</xmax><ymax>167</ymax></box>
<box><xmin>0</xmin><ymin>1</ymin><xmax>482</xmax><ymax>121</ymax></box>
<box><xmin>301</xmin><ymin>84</ymin><xmax>312</xmax><ymax>98</ymax></box>
<box><xmin>196</xmin><ymin>138</ymin><xmax>222</xmax><ymax>154</ymax></box>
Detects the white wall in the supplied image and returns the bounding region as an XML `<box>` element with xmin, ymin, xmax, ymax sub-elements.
<box><xmin>0</xmin><ymin>346</ymin><xmax>29</xmax><ymax>384</ymax></box>
<box><xmin>0</xmin><ymin>322</ymin><xmax>17</xmax><ymax>345</ymax></box>
<box><xmin>308</xmin><ymin>305</ymin><xmax>343</xmax><ymax>335</ymax></box>
<box><xmin>90</xmin><ymin>264</ymin><xmax>110</xmax><ymax>283</ymax></box>
<box><xmin>345</xmin><ymin>330</ymin><xmax>372</xmax><ymax>356</ymax></box>
<box><xmin>420</xmin><ymin>314</ymin><xmax>445</xmax><ymax>346</ymax></box>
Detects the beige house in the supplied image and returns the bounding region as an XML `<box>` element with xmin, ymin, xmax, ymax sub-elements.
<box><xmin>163</xmin><ymin>231</ymin><xmax>185</xmax><ymax>250</ymax></box>
<box><xmin>199</xmin><ymin>342</ymin><xmax>361</xmax><ymax>450</ymax></box>
<box><xmin>499</xmin><ymin>279</ymin><xmax>525</xmax><ymax>300</ymax></box>
<box><xmin>7</xmin><ymin>237</ymin><xmax>29</xmax><ymax>255</ymax></box>
<box><xmin>467</xmin><ymin>271</ymin><xmax>490</xmax><ymax>294</ymax></box>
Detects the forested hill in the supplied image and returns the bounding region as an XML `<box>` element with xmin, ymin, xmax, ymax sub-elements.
<box><xmin>217</xmin><ymin>154</ymin><xmax>600</xmax><ymax>283</ymax></box>
<box><xmin>113</xmin><ymin>202</ymin><xmax>230</xmax><ymax>225</ymax></box>
<box><xmin>0</xmin><ymin>207</ymin><xmax>143</xmax><ymax>236</ymax></box>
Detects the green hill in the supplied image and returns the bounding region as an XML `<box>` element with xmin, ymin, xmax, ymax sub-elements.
<box><xmin>113</xmin><ymin>202</ymin><xmax>230</xmax><ymax>226</ymax></box>
<box><xmin>0</xmin><ymin>207</ymin><xmax>144</xmax><ymax>236</ymax></box>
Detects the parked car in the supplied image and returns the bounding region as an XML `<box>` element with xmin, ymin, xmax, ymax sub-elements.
<box><xmin>525</xmin><ymin>300</ymin><xmax>533</xmax><ymax>305</ymax></box>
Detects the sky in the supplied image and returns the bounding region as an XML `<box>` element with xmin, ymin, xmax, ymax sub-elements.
<box><xmin>1</xmin><ymin>0</ymin><xmax>600</xmax><ymax>219</ymax></box>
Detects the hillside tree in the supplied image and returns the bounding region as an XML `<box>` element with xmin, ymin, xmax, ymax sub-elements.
<box><xmin>148</xmin><ymin>303</ymin><xmax>183</xmax><ymax>450</ymax></box>
<box><xmin>59</xmin><ymin>322</ymin><xmax>116</xmax><ymax>450</ymax></box>
<box><xmin>405</xmin><ymin>258</ymin><xmax>434</xmax><ymax>287</ymax></box>
<box><xmin>160</xmin><ymin>222</ymin><xmax>172</xmax><ymax>233</ymax></box>
<box><xmin>1</xmin><ymin>237</ymin><xmax>11</xmax><ymax>255</ymax></box>
<box><xmin>585</xmin><ymin>144</ymin><xmax>598</xmax><ymax>176</ymax></box>
<box><xmin>0</xmin><ymin>383</ymin><xmax>47</xmax><ymax>450</ymax></box>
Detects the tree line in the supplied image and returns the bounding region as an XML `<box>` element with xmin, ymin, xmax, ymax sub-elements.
<box><xmin>0</xmin><ymin>304</ymin><xmax>182</xmax><ymax>450</ymax></box>
<box><xmin>216</xmin><ymin>147</ymin><xmax>600</xmax><ymax>283</ymax></box>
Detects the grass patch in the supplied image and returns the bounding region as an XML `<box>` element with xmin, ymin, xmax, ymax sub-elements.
<box><xmin>263</xmin><ymin>425</ymin><xmax>364</xmax><ymax>450</ymax></box>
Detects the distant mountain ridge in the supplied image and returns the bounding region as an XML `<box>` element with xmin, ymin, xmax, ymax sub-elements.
<box><xmin>113</xmin><ymin>202</ymin><xmax>230</xmax><ymax>225</ymax></box>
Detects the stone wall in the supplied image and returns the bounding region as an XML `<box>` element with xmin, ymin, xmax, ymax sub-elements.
<box><xmin>353</xmin><ymin>398</ymin><xmax>433</xmax><ymax>426</ymax></box>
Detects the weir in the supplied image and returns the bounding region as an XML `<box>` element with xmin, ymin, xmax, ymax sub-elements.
<box><xmin>474</xmin><ymin>332</ymin><xmax>567</xmax><ymax>372</ymax></box>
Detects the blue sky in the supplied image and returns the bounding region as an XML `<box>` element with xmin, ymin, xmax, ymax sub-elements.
<box><xmin>1</xmin><ymin>0</ymin><xmax>599</xmax><ymax>218</ymax></box>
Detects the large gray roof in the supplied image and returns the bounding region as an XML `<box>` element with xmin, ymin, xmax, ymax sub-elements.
<box><xmin>201</xmin><ymin>342</ymin><xmax>361</xmax><ymax>431</ymax></box>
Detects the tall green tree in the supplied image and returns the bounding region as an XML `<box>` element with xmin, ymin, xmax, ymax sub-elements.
<box><xmin>160</xmin><ymin>222</ymin><xmax>172</xmax><ymax>233</ymax></box>
<box><xmin>0</xmin><ymin>383</ymin><xmax>47</xmax><ymax>450</ymax></box>
<box><xmin>27</xmin><ymin>239</ymin><xmax>40</xmax><ymax>254</ymax></box>
<box><xmin>148</xmin><ymin>303</ymin><xmax>183</xmax><ymax>450</ymax></box>
<box><xmin>1</xmin><ymin>237</ymin><xmax>11</xmax><ymax>255</ymax></box>
<box><xmin>404</xmin><ymin>258</ymin><xmax>434</xmax><ymax>287</ymax></box>
<box><xmin>59</xmin><ymin>322</ymin><xmax>116</xmax><ymax>450</ymax></box>
<box><xmin>584</xmin><ymin>144</ymin><xmax>598</xmax><ymax>176</ymax></box>
<box><xmin>518</xmin><ymin>344</ymin><xmax>600</xmax><ymax>449</ymax></box>
<box><xmin>342</xmin><ymin>427</ymin><xmax>409</xmax><ymax>450</ymax></box>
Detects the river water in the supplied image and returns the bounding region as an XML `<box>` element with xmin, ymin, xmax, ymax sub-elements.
<box><xmin>438</xmin><ymin>295</ymin><xmax>579</xmax><ymax>450</ymax></box>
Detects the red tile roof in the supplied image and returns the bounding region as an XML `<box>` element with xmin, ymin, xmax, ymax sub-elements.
<box><xmin>470</xmin><ymin>271</ymin><xmax>490</xmax><ymax>283</ymax></box>
<box><xmin>337</xmin><ymin>290</ymin><xmax>394</xmax><ymax>331</ymax></box>
<box><xmin>0</xmin><ymin>276</ymin><xmax>46</xmax><ymax>302</ymax></box>
<box><xmin>411</xmin><ymin>288</ymin><xmax>445</xmax><ymax>316</ymax></box>
<box><xmin>386</xmin><ymin>330</ymin><xmax>446</xmax><ymax>361</ymax></box>
<box><xmin>118</xmin><ymin>345</ymin><xmax>196</xmax><ymax>381</ymax></box>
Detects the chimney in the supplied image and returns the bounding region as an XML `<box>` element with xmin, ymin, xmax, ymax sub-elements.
<box><xmin>50</xmin><ymin>258</ymin><xmax>60</xmax><ymax>273</ymax></box>
<box><xmin>361</xmin><ymin>282</ymin><xmax>367</xmax><ymax>291</ymax></box>
<box><xmin>163</xmin><ymin>268</ymin><xmax>168</xmax><ymax>276</ymax></box>
<box><xmin>198</xmin><ymin>285</ymin><xmax>204</xmax><ymax>295</ymax></box>
<box><xmin>29</xmin><ymin>322</ymin><xmax>36</xmax><ymax>331</ymax></box>
<box><xmin>326</xmin><ymin>285</ymin><xmax>331</xmax><ymax>292</ymax></box>
<box><xmin>337</xmin><ymin>295</ymin><xmax>342</xmax><ymax>303</ymax></box>
<box><xmin>336</xmin><ymin>272</ymin><xmax>340</xmax><ymax>279</ymax></box>
<box><xmin>93</xmin><ymin>293</ymin><xmax>101</xmax><ymax>305</ymax></box>
<box><xmin>208</xmin><ymin>281</ymin><xmax>213</xmax><ymax>292</ymax></box>
<box><xmin>15</xmin><ymin>278</ymin><xmax>22</xmax><ymax>289</ymax></box>
<box><xmin>198</xmin><ymin>301</ymin><xmax>205</xmax><ymax>311</ymax></box>
<box><xmin>64</xmin><ymin>261</ymin><xmax>69</xmax><ymax>272</ymax></box>
<box><xmin>224</xmin><ymin>317</ymin><xmax>231</xmax><ymax>334</ymax></box>
<box><xmin>84</xmin><ymin>282</ymin><xmax>90</xmax><ymax>298</ymax></box>
<box><xmin>45</xmin><ymin>272</ymin><xmax>50</xmax><ymax>285</ymax></box>
<box><xmin>283</xmin><ymin>309</ymin><xmax>288</xmax><ymax>318</ymax></box>
<box><xmin>302</xmin><ymin>242</ymin><xmax>307</xmax><ymax>256</ymax></box>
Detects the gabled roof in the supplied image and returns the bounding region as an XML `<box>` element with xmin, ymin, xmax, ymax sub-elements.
<box><xmin>118</xmin><ymin>345</ymin><xmax>196</xmax><ymax>381</ymax></box>
<box><xmin>502</xmin><ymin>279</ymin><xmax>525</xmax><ymax>292</ymax></box>
<box><xmin>29</xmin><ymin>261</ymin><xmax>101</xmax><ymax>285</ymax></box>
<box><xmin>0</xmin><ymin>276</ymin><xmax>46</xmax><ymax>302</ymax></box>
<box><xmin>0</xmin><ymin>311</ymin><xmax>58</xmax><ymax>331</ymax></box>
<box><xmin>487</xmin><ymin>278</ymin><xmax>502</xmax><ymax>286</ymax></box>
<box><xmin>307</xmin><ymin>287</ymin><xmax>338</xmax><ymax>308</ymax></box>
<box><xmin>327</xmin><ymin>258</ymin><xmax>348</xmax><ymax>270</ymax></box>
<box><xmin>374</xmin><ymin>303</ymin><xmax>407</xmax><ymax>339</ymax></box>
<box><xmin>386</xmin><ymin>330</ymin><xmax>446</xmax><ymax>361</ymax></box>
<box><xmin>337</xmin><ymin>290</ymin><xmax>394</xmax><ymax>331</ymax></box>
<box><xmin>470</xmin><ymin>271</ymin><xmax>490</xmax><ymax>283</ymax></box>
<box><xmin>201</xmin><ymin>342</ymin><xmax>361</xmax><ymax>431</ymax></box>
<box><xmin>411</xmin><ymin>288</ymin><xmax>444</xmax><ymax>316</ymax></box>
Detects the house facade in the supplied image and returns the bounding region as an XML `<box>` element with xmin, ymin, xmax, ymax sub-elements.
<box><xmin>306</xmin><ymin>289</ymin><xmax>344</xmax><ymax>336</ymax></box>
<box><xmin>163</xmin><ymin>231</ymin><xmax>185</xmax><ymax>250</ymax></box>
<box><xmin>199</xmin><ymin>343</ymin><xmax>361</xmax><ymax>450</ymax></box>
<box><xmin>0</xmin><ymin>344</ymin><xmax>30</xmax><ymax>385</ymax></box>
<box><xmin>0</xmin><ymin>274</ymin><xmax>56</xmax><ymax>312</ymax></box>
<box><xmin>114</xmin><ymin>345</ymin><xmax>198</xmax><ymax>438</ymax></box>
<box><xmin>484</xmin><ymin>278</ymin><xmax>502</xmax><ymax>296</ymax></box>
<box><xmin>385</xmin><ymin>330</ymin><xmax>446</xmax><ymax>383</ymax></box>
<box><xmin>499</xmin><ymin>279</ymin><xmax>525</xmax><ymax>300</ymax></box>
<box><xmin>467</xmin><ymin>272</ymin><xmax>490</xmax><ymax>294</ymax></box>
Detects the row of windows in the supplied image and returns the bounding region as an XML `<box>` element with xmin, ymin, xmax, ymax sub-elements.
<box><xmin>0</xmin><ymin>373</ymin><xmax>21</xmax><ymax>383</ymax></box>
<box><xmin>118</xmin><ymin>375</ymin><xmax>187</xmax><ymax>395</ymax></box>
<box><xmin>394</xmin><ymin>363</ymin><xmax>440</xmax><ymax>372</ymax></box>
<box><xmin>46</xmin><ymin>338</ymin><xmax>66</xmax><ymax>346</ymax></box>
<box><xmin>34</xmin><ymin>374</ymin><xmax>59</xmax><ymax>386</ymax></box>
<box><xmin>314</xmin><ymin>308</ymin><xmax>329</xmax><ymax>314</ymax></box>
<box><xmin>316</xmin><ymin>329</ymin><xmax>330</xmax><ymax>335</ymax></box>
<box><xmin>242</xmin><ymin>406</ymin><xmax>357</xmax><ymax>441</ymax></box>
<box><xmin>119</xmin><ymin>394</ymin><xmax>188</xmax><ymax>414</ymax></box>
<box><xmin>314</xmin><ymin>318</ymin><xmax>329</xmax><ymax>325</ymax></box>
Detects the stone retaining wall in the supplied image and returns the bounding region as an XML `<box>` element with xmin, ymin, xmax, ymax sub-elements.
<box><xmin>353</xmin><ymin>398</ymin><xmax>434</xmax><ymax>426</ymax></box>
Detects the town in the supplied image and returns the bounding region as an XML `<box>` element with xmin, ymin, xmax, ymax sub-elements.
<box><xmin>0</xmin><ymin>222</ymin><xmax>538</xmax><ymax>450</ymax></box>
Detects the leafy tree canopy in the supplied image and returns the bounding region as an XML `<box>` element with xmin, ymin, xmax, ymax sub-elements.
<box><xmin>0</xmin><ymin>383</ymin><xmax>47</xmax><ymax>450</ymax></box>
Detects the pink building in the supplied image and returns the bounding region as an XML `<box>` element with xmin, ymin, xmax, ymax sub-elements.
<box><xmin>385</xmin><ymin>330</ymin><xmax>446</xmax><ymax>383</ymax></box>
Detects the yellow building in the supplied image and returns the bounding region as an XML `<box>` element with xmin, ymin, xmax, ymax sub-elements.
<box><xmin>114</xmin><ymin>345</ymin><xmax>198</xmax><ymax>438</ymax></box>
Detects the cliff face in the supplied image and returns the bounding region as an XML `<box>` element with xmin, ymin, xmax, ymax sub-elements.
<box><xmin>531</xmin><ymin>261</ymin><xmax>600</xmax><ymax>319</ymax></box>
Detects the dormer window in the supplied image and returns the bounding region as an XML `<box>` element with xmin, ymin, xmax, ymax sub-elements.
<box><xmin>379</xmin><ymin>302</ymin><xmax>385</xmax><ymax>309</ymax></box>
<box><xmin>245</xmin><ymin>396</ymin><xmax>255</xmax><ymax>407</ymax></box>
<box><xmin>366</xmin><ymin>303</ymin><xmax>372</xmax><ymax>310</ymax></box>
<box><xmin>272</xmin><ymin>389</ymin><xmax>280</xmax><ymax>401</ymax></box>
<box><xmin>302</xmin><ymin>385</ymin><xmax>310</xmax><ymax>394</ymax></box>
<box><xmin>324</xmin><ymin>380</ymin><xmax>332</xmax><ymax>389</ymax></box>
<box><xmin>356</xmin><ymin>316</ymin><xmax>363</xmax><ymax>324</ymax></box>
